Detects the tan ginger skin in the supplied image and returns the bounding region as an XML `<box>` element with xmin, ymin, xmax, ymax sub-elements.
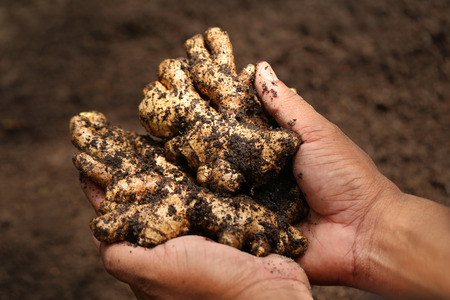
<box><xmin>70</xmin><ymin>111</ymin><xmax>307</xmax><ymax>258</ymax></box>
<box><xmin>139</xmin><ymin>28</ymin><xmax>300</xmax><ymax>195</ymax></box>
<box><xmin>70</xmin><ymin>27</ymin><xmax>309</xmax><ymax>258</ymax></box>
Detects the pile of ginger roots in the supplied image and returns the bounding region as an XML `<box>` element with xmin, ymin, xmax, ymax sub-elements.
<box><xmin>70</xmin><ymin>27</ymin><xmax>309</xmax><ymax>258</ymax></box>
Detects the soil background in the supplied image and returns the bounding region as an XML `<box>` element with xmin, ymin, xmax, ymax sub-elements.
<box><xmin>1</xmin><ymin>1</ymin><xmax>449</xmax><ymax>299</ymax></box>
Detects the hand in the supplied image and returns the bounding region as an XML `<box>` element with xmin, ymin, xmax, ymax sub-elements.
<box><xmin>81</xmin><ymin>178</ymin><xmax>313</xmax><ymax>300</ymax></box>
<box><xmin>255</xmin><ymin>62</ymin><xmax>450</xmax><ymax>299</ymax></box>
<box><xmin>254</xmin><ymin>61</ymin><xmax>397</xmax><ymax>286</ymax></box>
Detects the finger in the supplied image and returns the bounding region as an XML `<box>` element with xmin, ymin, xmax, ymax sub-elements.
<box><xmin>99</xmin><ymin>236</ymin><xmax>241</xmax><ymax>286</ymax></box>
<box><xmin>92</xmin><ymin>235</ymin><xmax>101</xmax><ymax>249</ymax></box>
<box><xmin>204</xmin><ymin>27</ymin><xmax>236</xmax><ymax>73</ymax></box>
<box><xmin>293</xmin><ymin>212</ymin><xmax>348</xmax><ymax>285</ymax></box>
<box><xmin>254</xmin><ymin>61</ymin><xmax>333</xmax><ymax>142</ymax></box>
<box><xmin>100</xmin><ymin>236</ymin><xmax>312</xmax><ymax>298</ymax></box>
<box><xmin>80</xmin><ymin>176</ymin><xmax>106</xmax><ymax>215</ymax></box>
<box><xmin>261</xmin><ymin>254</ymin><xmax>311</xmax><ymax>289</ymax></box>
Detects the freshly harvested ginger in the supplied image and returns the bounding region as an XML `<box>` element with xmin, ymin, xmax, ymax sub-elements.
<box><xmin>70</xmin><ymin>112</ymin><xmax>307</xmax><ymax>257</ymax></box>
<box><xmin>70</xmin><ymin>28</ymin><xmax>309</xmax><ymax>258</ymax></box>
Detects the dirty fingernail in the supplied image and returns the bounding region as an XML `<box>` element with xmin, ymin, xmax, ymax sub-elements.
<box><xmin>260</xmin><ymin>62</ymin><xmax>278</xmax><ymax>82</ymax></box>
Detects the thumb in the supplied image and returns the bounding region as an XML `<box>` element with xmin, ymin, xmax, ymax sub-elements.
<box><xmin>254</xmin><ymin>62</ymin><xmax>333</xmax><ymax>142</ymax></box>
<box><xmin>80</xmin><ymin>176</ymin><xmax>106</xmax><ymax>216</ymax></box>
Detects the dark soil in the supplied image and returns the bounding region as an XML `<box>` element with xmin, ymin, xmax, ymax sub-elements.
<box><xmin>1</xmin><ymin>1</ymin><xmax>449</xmax><ymax>299</ymax></box>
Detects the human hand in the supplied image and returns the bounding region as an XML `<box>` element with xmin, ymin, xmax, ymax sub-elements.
<box><xmin>81</xmin><ymin>178</ymin><xmax>313</xmax><ymax>300</ymax></box>
<box><xmin>254</xmin><ymin>61</ymin><xmax>399</xmax><ymax>287</ymax></box>
<box><xmin>255</xmin><ymin>61</ymin><xmax>450</xmax><ymax>300</ymax></box>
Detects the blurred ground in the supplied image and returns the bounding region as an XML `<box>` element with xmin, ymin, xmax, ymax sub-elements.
<box><xmin>0</xmin><ymin>0</ymin><xmax>449</xmax><ymax>299</ymax></box>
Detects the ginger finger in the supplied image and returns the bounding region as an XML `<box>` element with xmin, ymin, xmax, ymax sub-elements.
<box><xmin>140</xmin><ymin>58</ymin><xmax>300</xmax><ymax>193</ymax></box>
<box><xmin>139</xmin><ymin>59</ymin><xmax>209</xmax><ymax>138</ymax></box>
<box><xmin>132</xmin><ymin>135</ymin><xmax>189</xmax><ymax>183</ymax></box>
<box><xmin>185</xmin><ymin>28</ymin><xmax>266</xmax><ymax>127</ymax></box>
<box><xmin>73</xmin><ymin>152</ymin><xmax>113</xmax><ymax>188</ymax></box>
<box><xmin>203</xmin><ymin>27</ymin><xmax>236</xmax><ymax>72</ymax></box>
<box><xmin>184</xmin><ymin>34</ymin><xmax>210</xmax><ymax>61</ymax></box>
<box><xmin>78</xmin><ymin>141</ymin><xmax>308</xmax><ymax>257</ymax></box>
<box><xmin>70</xmin><ymin>112</ymin><xmax>140</xmax><ymax>179</ymax></box>
<box><xmin>172</xmin><ymin>116</ymin><xmax>299</xmax><ymax>187</ymax></box>
<box><xmin>189</xmin><ymin>190</ymin><xmax>307</xmax><ymax>258</ymax></box>
<box><xmin>70</xmin><ymin>111</ymin><xmax>134</xmax><ymax>156</ymax></box>
<box><xmin>183</xmin><ymin>28</ymin><xmax>308</xmax><ymax>220</ymax></box>
<box><xmin>106</xmin><ymin>174</ymin><xmax>159</xmax><ymax>203</ymax></box>
<box><xmin>90</xmin><ymin>209</ymin><xmax>131</xmax><ymax>243</ymax></box>
<box><xmin>138</xmin><ymin>81</ymin><xmax>178</xmax><ymax>137</ymax></box>
<box><xmin>91</xmin><ymin>194</ymin><xmax>190</xmax><ymax>247</ymax></box>
<box><xmin>238</xmin><ymin>64</ymin><xmax>257</xmax><ymax>91</ymax></box>
<box><xmin>70</xmin><ymin>110</ymin><xmax>195</xmax><ymax>211</ymax></box>
<box><xmin>196</xmin><ymin>159</ymin><xmax>245</xmax><ymax>195</ymax></box>
<box><xmin>71</xmin><ymin>111</ymin><xmax>187</xmax><ymax>181</ymax></box>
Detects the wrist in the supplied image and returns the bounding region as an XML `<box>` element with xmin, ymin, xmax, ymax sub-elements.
<box><xmin>235</xmin><ymin>278</ymin><xmax>312</xmax><ymax>300</ymax></box>
<box><xmin>351</xmin><ymin>182</ymin><xmax>404</xmax><ymax>292</ymax></box>
<box><xmin>353</xmin><ymin>185</ymin><xmax>450</xmax><ymax>299</ymax></box>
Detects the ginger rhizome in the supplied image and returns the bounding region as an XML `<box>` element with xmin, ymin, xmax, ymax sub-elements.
<box><xmin>70</xmin><ymin>112</ymin><xmax>307</xmax><ymax>257</ymax></box>
<box><xmin>70</xmin><ymin>27</ymin><xmax>309</xmax><ymax>258</ymax></box>
<box><xmin>139</xmin><ymin>28</ymin><xmax>301</xmax><ymax>195</ymax></box>
<box><xmin>139</xmin><ymin>57</ymin><xmax>300</xmax><ymax>194</ymax></box>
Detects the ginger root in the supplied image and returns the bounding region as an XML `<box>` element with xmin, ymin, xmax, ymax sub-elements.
<box><xmin>70</xmin><ymin>27</ymin><xmax>309</xmax><ymax>258</ymax></box>
<box><xmin>70</xmin><ymin>112</ymin><xmax>307</xmax><ymax>257</ymax></box>
<box><xmin>139</xmin><ymin>56</ymin><xmax>300</xmax><ymax>194</ymax></box>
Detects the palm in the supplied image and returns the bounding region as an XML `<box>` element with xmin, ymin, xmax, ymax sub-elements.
<box><xmin>101</xmin><ymin>236</ymin><xmax>310</xmax><ymax>300</ymax></box>
<box><xmin>253</xmin><ymin>61</ymin><xmax>391</xmax><ymax>286</ymax></box>
<box><xmin>294</xmin><ymin>125</ymin><xmax>381</xmax><ymax>221</ymax></box>
<box><xmin>292</xmin><ymin>120</ymin><xmax>390</xmax><ymax>285</ymax></box>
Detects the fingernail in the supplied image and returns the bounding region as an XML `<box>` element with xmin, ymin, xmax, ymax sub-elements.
<box><xmin>260</xmin><ymin>62</ymin><xmax>278</xmax><ymax>82</ymax></box>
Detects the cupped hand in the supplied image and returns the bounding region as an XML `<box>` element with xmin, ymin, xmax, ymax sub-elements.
<box><xmin>254</xmin><ymin>62</ymin><xmax>399</xmax><ymax>287</ymax></box>
<box><xmin>81</xmin><ymin>178</ymin><xmax>313</xmax><ymax>300</ymax></box>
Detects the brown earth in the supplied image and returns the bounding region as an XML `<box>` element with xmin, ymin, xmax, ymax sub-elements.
<box><xmin>1</xmin><ymin>1</ymin><xmax>449</xmax><ymax>299</ymax></box>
